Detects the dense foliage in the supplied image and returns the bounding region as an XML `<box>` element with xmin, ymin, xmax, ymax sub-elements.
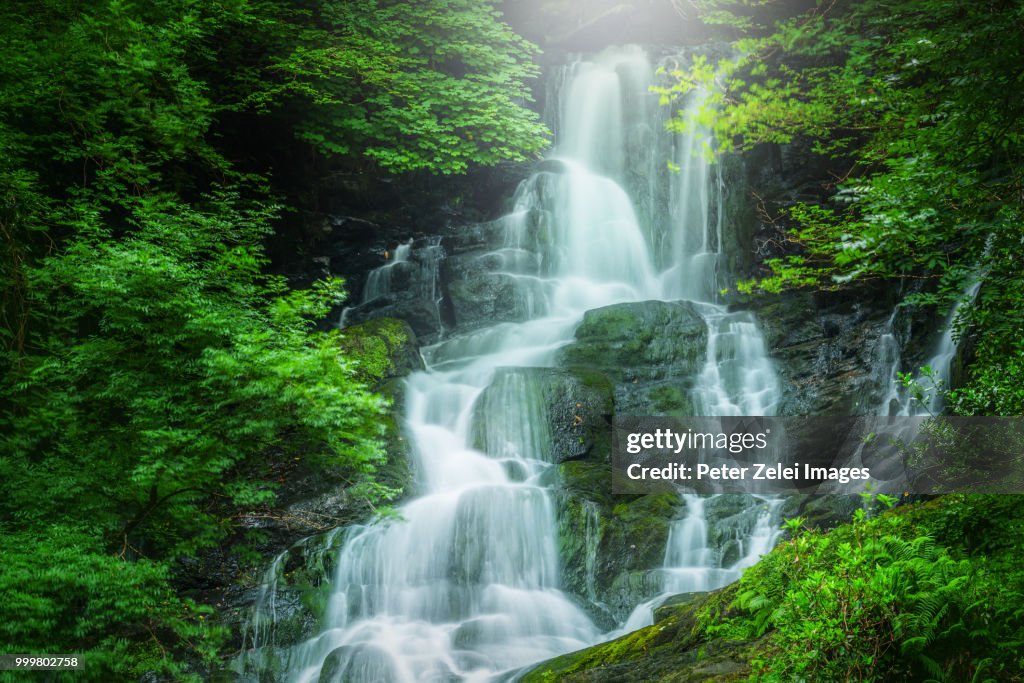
<box><xmin>237</xmin><ymin>0</ymin><xmax>549</xmax><ymax>173</ymax></box>
<box><xmin>0</xmin><ymin>0</ymin><xmax>545</xmax><ymax>678</ymax></box>
<box><xmin>697</xmin><ymin>495</ymin><xmax>1024</xmax><ymax>681</ymax></box>
<box><xmin>660</xmin><ymin>0</ymin><xmax>1024</xmax><ymax>414</ymax></box>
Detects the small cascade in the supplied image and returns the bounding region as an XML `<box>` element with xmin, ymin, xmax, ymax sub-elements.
<box><xmin>238</xmin><ymin>529</ymin><xmax>346</xmax><ymax>675</ymax></box>
<box><xmin>243</xmin><ymin>550</ymin><xmax>289</xmax><ymax>661</ymax></box>
<box><xmin>662</xmin><ymin>495</ymin><xmax>714</xmax><ymax>593</ymax></box>
<box><xmin>340</xmin><ymin>236</ymin><xmax>447</xmax><ymax>338</ymax></box>
<box><xmin>617</xmin><ymin>495</ymin><xmax>785</xmax><ymax>632</ymax></box>
<box><xmin>658</xmin><ymin>90</ymin><xmax>725</xmax><ymax>302</ymax></box>
<box><xmin>695</xmin><ymin>307</ymin><xmax>781</xmax><ymax>416</ymax></box>
<box><xmin>876</xmin><ymin>280</ymin><xmax>981</xmax><ymax>416</ymax></box>
<box><xmin>362</xmin><ymin>241</ymin><xmax>413</xmax><ymax>304</ymax></box>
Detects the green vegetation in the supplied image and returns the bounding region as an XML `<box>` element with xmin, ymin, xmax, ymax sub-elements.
<box><xmin>0</xmin><ymin>0</ymin><xmax>545</xmax><ymax>678</ymax></box>
<box><xmin>527</xmin><ymin>495</ymin><xmax>1024</xmax><ymax>682</ymax></box>
<box><xmin>702</xmin><ymin>495</ymin><xmax>1024</xmax><ymax>682</ymax></box>
<box><xmin>660</xmin><ymin>0</ymin><xmax>1024</xmax><ymax>414</ymax></box>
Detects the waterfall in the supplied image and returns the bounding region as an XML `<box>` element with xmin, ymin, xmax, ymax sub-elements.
<box><xmin>241</xmin><ymin>45</ymin><xmax>786</xmax><ymax>681</ymax></box>
<box><xmin>362</xmin><ymin>241</ymin><xmax>413</xmax><ymax>305</ymax></box>
<box><xmin>610</xmin><ymin>52</ymin><xmax>783</xmax><ymax>632</ymax></box>
<box><xmin>339</xmin><ymin>236</ymin><xmax>447</xmax><ymax>337</ymax></box>
<box><xmin>877</xmin><ymin>279</ymin><xmax>982</xmax><ymax>416</ymax></box>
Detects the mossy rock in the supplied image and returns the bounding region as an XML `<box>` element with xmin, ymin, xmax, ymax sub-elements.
<box><xmin>652</xmin><ymin>592</ymin><xmax>704</xmax><ymax>622</ymax></box>
<box><xmin>595</xmin><ymin>494</ymin><xmax>684</xmax><ymax>616</ymax></box>
<box><xmin>337</xmin><ymin>317</ymin><xmax>423</xmax><ymax>385</ymax></box>
<box><xmin>549</xmin><ymin>460</ymin><xmax>683</xmax><ymax>620</ymax></box>
<box><xmin>520</xmin><ymin>589</ymin><xmax>763</xmax><ymax>682</ymax></box>
<box><xmin>558</xmin><ymin>300</ymin><xmax>707</xmax><ymax>383</ymax></box>
<box><xmin>798</xmin><ymin>494</ymin><xmax>861</xmax><ymax>530</ymax></box>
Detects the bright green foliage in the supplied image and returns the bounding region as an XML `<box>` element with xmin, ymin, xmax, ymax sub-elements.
<box><xmin>659</xmin><ymin>0</ymin><xmax>1024</xmax><ymax>415</ymax></box>
<box><xmin>228</xmin><ymin>0</ymin><xmax>549</xmax><ymax>173</ymax></box>
<box><xmin>699</xmin><ymin>495</ymin><xmax>1024</xmax><ymax>682</ymax></box>
<box><xmin>0</xmin><ymin>527</ymin><xmax>224</xmax><ymax>680</ymax></box>
<box><xmin>0</xmin><ymin>0</ymin><xmax>545</xmax><ymax>676</ymax></box>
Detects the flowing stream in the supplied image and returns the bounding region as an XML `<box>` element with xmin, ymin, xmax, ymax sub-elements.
<box><xmin>242</xmin><ymin>45</ymin><xmax>787</xmax><ymax>682</ymax></box>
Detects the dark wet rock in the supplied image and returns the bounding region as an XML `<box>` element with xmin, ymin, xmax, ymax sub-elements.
<box><xmin>733</xmin><ymin>288</ymin><xmax>935</xmax><ymax>416</ymax></box>
<box><xmin>558</xmin><ymin>300</ymin><xmax>707</xmax><ymax>416</ymax></box>
<box><xmin>339</xmin><ymin>238</ymin><xmax>450</xmax><ymax>343</ymax></box>
<box><xmin>472</xmin><ymin>367</ymin><xmax>614</xmax><ymax>464</ymax></box>
<box><xmin>448</xmin><ymin>273</ymin><xmax>527</xmax><ymax>327</ymax></box>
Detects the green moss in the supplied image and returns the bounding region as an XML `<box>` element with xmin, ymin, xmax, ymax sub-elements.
<box><xmin>647</xmin><ymin>384</ymin><xmax>690</xmax><ymax>413</ymax></box>
<box><xmin>338</xmin><ymin>317</ymin><xmax>421</xmax><ymax>383</ymax></box>
<box><xmin>558</xmin><ymin>301</ymin><xmax>707</xmax><ymax>382</ymax></box>
<box><xmin>521</xmin><ymin>593</ymin><xmax>759</xmax><ymax>682</ymax></box>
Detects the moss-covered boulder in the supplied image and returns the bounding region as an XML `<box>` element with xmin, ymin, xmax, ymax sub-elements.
<box><xmin>558</xmin><ymin>300</ymin><xmax>707</xmax><ymax>415</ymax></box>
<box><xmin>520</xmin><ymin>588</ymin><xmax>763</xmax><ymax>682</ymax></box>
<box><xmin>337</xmin><ymin>317</ymin><xmax>423</xmax><ymax>385</ymax></box>
<box><xmin>550</xmin><ymin>456</ymin><xmax>685</xmax><ymax>623</ymax></box>
<box><xmin>559</xmin><ymin>300</ymin><xmax>706</xmax><ymax>382</ymax></box>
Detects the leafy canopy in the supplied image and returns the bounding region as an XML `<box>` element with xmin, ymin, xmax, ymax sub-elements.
<box><xmin>227</xmin><ymin>0</ymin><xmax>549</xmax><ymax>173</ymax></box>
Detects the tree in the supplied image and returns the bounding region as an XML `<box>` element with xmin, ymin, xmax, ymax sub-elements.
<box><xmin>0</xmin><ymin>0</ymin><xmax>547</xmax><ymax>676</ymax></box>
<box><xmin>221</xmin><ymin>0</ymin><xmax>549</xmax><ymax>174</ymax></box>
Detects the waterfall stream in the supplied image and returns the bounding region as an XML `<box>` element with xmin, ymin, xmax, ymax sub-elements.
<box><xmin>242</xmin><ymin>45</ymin><xmax>787</xmax><ymax>682</ymax></box>
<box><xmin>877</xmin><ymin>279</ymin><xmax>982</xmax><ymax>416</ymax></box>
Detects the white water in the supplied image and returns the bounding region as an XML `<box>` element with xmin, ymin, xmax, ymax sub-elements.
<box><xmin>362</xmin><ymin>241</ymin><xmax>413</xmax><ymax>304</ymax></box>
<box><xmin>243</xmin><ymin>46</ymin><xmax>786</xmax><ymax>681</ymax></box>
<box><xmin>877</xmin><ymin>279</ymin><xmax>982</xmax><ymax>416</ymax></box>
<box><xmin>340</xmin><ymin>237</ymin><xmax>446</xmax><ymax>336</ymax></box>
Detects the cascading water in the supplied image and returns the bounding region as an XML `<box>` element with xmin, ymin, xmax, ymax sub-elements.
<box><xmin>363</xmin><ymin>241</ymin><xmax>413</xmax><ymax>305</ymax></box>
<box><xmin>607</xmin><ymin>56</ymin><xmax>784</xmax><ymax>632</ymax></box>
<box><xmin>240</xmin><ymin>45</ymin><xmax>787</xmax><ymax>681</ymax></box>
<box><xmin>340</xmin><ymin>236</ymin><xmax>447</xmax><ymax>337</ymax></box>
<box><xmin>876</xmin><ymin>279</ymin><xmax>982</xmax><ymax>416</ymax></box>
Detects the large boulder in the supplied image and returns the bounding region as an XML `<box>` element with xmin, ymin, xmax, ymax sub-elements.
<box><xmin>560</xmin><ymin>300</ymin><xmax>706</xmax><ymax>381</ymax></box>
<box><xmin>548</xmin><ymin>458</ymin><xmax>685</xmax><ymax>625</ymax></box>
<box><xmin>472</xmin><ymin>367</ymin><xmax>613</xmax><ymax>464</ymax></box>
<box><xmin>558</xmin><ymin>300</ymin><xmax>707</xmax><ymax>415</ymax></box>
